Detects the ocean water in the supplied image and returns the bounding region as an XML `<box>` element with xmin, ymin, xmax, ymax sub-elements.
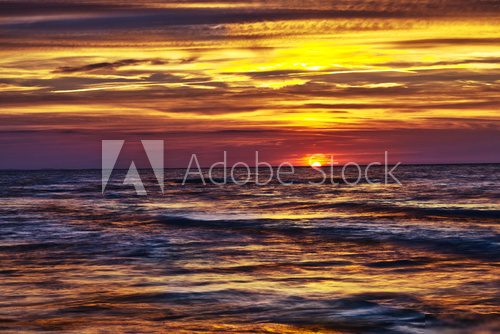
<box><xmin>0</xmin><ymin>165</ymin><xmax>498</xmax><ymax>333</ymax></box>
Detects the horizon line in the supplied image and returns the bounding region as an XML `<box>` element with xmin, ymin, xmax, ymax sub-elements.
<box><xmin>1</xmin><ymin>162</ymin><xmax>499</xmax><ymax>171</ymax></box>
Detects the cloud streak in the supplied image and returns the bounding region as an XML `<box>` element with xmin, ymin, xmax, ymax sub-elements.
<box><xmin>53</xmin><ymin>58</ymin><xmax>166</xmax><ymax>73</ymax></box>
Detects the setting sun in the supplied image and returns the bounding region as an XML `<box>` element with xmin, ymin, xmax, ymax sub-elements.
<box><xmin>307</xmin><ymin>154</ymin><xmax>330</xmax><ymax>167</ymax></box>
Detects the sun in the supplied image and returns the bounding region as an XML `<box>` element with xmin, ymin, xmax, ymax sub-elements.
<box><xmin>307</xmin><ymin>153</ymin><xmax>329</xmax><ymax>167</ymax></box>
<box><xmin>311</xmin><ymin>161</ymin><xmax>322</xmax><ymax>168</ymax></box>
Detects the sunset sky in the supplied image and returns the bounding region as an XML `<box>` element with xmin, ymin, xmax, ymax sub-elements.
<box><xmin>0</xmin><ymin>0</ymin><xmax>499</xmax><ymax>168</ymax></box>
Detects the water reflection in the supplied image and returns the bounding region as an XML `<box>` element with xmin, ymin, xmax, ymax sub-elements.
<box><xmin>0</xmin><ymin>165</ymin><xmax>498</xmax><ymax>333</ymax></box>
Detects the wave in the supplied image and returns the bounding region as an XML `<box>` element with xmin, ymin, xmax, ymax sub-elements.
<box><xmin>153</xmin><ymin>215</ymin><xmax>500</xmax><ymax>261</ymax></box>
<box><xmin>57</xmin><ymin>289</ymin><xmax>433</xmax><ymax>333</ymax></box>
<box><xmin>306</xmin><ymin>202</ymin><xmax>500</xmax><ymax>219</ymax></box>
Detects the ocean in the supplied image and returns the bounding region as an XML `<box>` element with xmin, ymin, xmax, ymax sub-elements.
<box><xmin>0</xmin><ymin>165</ymin><xmax>498</xmax><ymax>333</ymax></box>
